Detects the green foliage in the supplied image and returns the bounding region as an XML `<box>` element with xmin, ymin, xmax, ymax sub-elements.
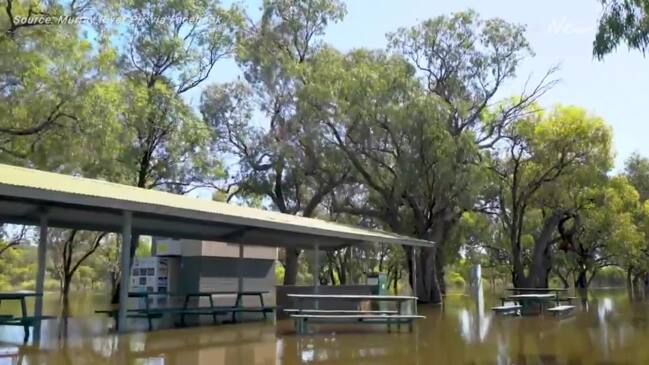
<box><xmin>275</xmin><ymin>262</ymin><xmax>285</xmax><ymax>284</ymax></box>
<box><xmin>594</xmin><ymin>0</ymin><xmax>649</xmax><ymax>58</ymax></box>
<box><xmin>624</xmin><ymin>153</ymin><xmax>649</xmax><ymax>201</ymax></box>
<box><xmin>0</xmin><ymin>1</ymin><xmax>122</xmax><ymax>172</ymax></box>
<box><xmin>490</xmin><ymin>105</ymin><xmax>615</xmax><ymax>287</ymax></box>
<box><xmin>446</xmin><ymin>270</ymin><xmax>467</xmax><ymax>289</ymax></box>
<box><xmin>0</xmin><ymin>245</ymin><xmax>36</xmax><ymax>291</ymax></box>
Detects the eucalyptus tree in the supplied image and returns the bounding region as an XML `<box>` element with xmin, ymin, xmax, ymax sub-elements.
<box><xmin>110</xmin><ymin>0</ymin><xmax>241</xmax><ymax>191</ymax></box>
<box><xmin>620</xmin><ymin>154</ymin><xmax>649</xmax><ymax>287</ymax></box>
<box><xmin>298</xmin><ymin>47</ymin><xmax>459</xmax><ymax>302</ymax></box>
<box><xmin>309</xmin><ymin>11</ymin><xmax>550</xmax><ymax>302</ymax></box>
<box><xmin>624</xmin><ymin>153</ymin><xmax>649</xmax><ymax>201</ymax></box>
<box><xmin>99</xmin><ymin>0</ymin><xmax>242</xmax><ymax>302</ymax></box>
<box><xmin>0</xmin><ymin>0</ymin><xmax>121</xmax><ymax>170</ymax></box>
<box><xmin>48</xmin><ymin>229</ymin><xmax>107</xmax><ymax>314</ymax></box>
<box><xmin>201</xmin><ymin>0</ymin><xmax>348</xmax><ymax>285</ymax></box>
<box><xmin>594</xmin><ymin>0</ymin><xmax>649</xmax><ymax>58</ymax></box>
<box><xmin>490</xmin><ymin>106</ymin><xmax>613</xmax><ymax>288</ymax></box>
<box><xmin>554</xmin><ymin>176</ymin><xmax>644</xmax><ymax>288</ymax></box>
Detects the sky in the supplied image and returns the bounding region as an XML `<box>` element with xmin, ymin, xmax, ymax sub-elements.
<box><xmin>185</xmin><ymin>0</ymin><xmax>649</xmax><ymax>172</ymax></box>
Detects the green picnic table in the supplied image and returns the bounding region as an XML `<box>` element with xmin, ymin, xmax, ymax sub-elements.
<box><xmin>0</xmin><ymin>291</ymin><xmax>53</xmax><ymax>343</ymax></box>
<box><xmin>507</xmin><ymin>293</ymin><xmax>557</xmax><ymax>315</ymax></box>
<box><xmin>181</xmin><ymin>291</ymin><xmax>273</xmax><ymax>323</ymax></box>
<box><xmin>96</xmin><ymin>290</ymin><xmax>275</xmax><ymax>330</ymax></box>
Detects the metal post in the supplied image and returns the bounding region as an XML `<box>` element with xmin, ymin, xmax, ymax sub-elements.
<box><xmin>33</xmin><ymin>212</ymin><xmax>48</xmax><ymax>343</ymax></box>
<box><xmin>412</xmin><ymin>247</ymin><xmax>418</xmax><ymax>315</ymax></box>
<box><xmin>151</xmin><ymin>236</ymin><xmax>158</xmax><ymax>256</ymax></box>
<box><xmin>314</xmin><ymin>244</ymin><xmax>320</xmax><ymax>310</ymax></box>
<box><xmin>237</xmin><ymin>244</ymin><xmax>244</xmax><ymax>293</ymax></box>
<box><xmin>118</xmin><ymin>211</ymin><xmax>133</xmax><ymax>332</ymax></box>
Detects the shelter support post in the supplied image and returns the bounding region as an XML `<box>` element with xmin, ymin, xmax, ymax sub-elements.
<box><xmin>237</xmin><ymin>244</ymin><xmax>244</xmax><ymax>293</ymax></box>
<box><xmin>314</xmin><ymin>243</ymin><xmax>320</xmax><ymax>310</ymax></box>
<box><xmin>33</xmin><ymin>212</ymin><xmax>48</xmax><ymax>343</ymax></box>
<box><xmin>118</xmin><ymin>211</ymin><xmax>133</xmax><ymax>332</ymax></box>
<box><xmin>412</xmin><ymin>246</ymin><xmax>418</xmax><ymax>314</ymax></box>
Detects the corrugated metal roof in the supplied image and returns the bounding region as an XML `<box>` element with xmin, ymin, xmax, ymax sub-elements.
<box><xmin>0</xmin><ymin>163</ymin><xmax>433</xmax><ymax>247</ymax></box>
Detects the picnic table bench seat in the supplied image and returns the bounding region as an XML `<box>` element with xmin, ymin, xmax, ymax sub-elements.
<box><xmin>96</xmin><ymin>304</ymin><xmax>277</xmax><ymax>330</ymax></box>
<box><xmin>492</xmin><ymin>305</ymin><xmax>522</xmax><ymax>315</ymax></box>
<box><xmin>0</xmin><ymin>315</ymin><xmax>54</xmax><ymax>342</ymax></box>
<box><xmin>557</xmin><ymin>296</ymin><xmax>578</xmax><ymax>303</ymax></box>
<box><xmin>287</xmin><ymin>294</ymin><xmax>422</xmax><ymax>334</ymax></box>
<box><xmin>290</xmin><ymin>313</ymin><xmax>425</xmax><ymax>334</ymax></box>
<box><xmin>500</xmin><ymin>297</ymin><xmax>520</xmax><ymax>306</ymax></box>
<box><xmin>283</xmin><ymin>309</ymin><xmax>398</xmax><ymax>315</ymax></box>
<box><xmin>547</xmin><ymin>305</ymin><xmax>575</xmax><ymax>316</ymax></box>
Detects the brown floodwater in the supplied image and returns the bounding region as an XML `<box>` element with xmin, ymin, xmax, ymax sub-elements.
<box><xmin>1</xmin><ymin>289</ymin><xmax>648</xmax><ymax>364</ymax></box>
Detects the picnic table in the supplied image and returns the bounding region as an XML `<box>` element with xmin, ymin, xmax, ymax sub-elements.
<box><xmin>181</xmin><ymin>290</ymin><xmax>273</xmax><ymax>323</ymax></box>
<box><xmin>95</xmin><ymin>292</ymin><xmax>166</xmax><ymax>331</ymax></box>
<box><xmin>507</xmin><ymin>293</ymin><xmax>558</xmax><ymax>315</ymax></box>
<box><xmin>0</xmin><ymin>291</ymin><xmax>53</xmax><ymax>342</ymax></box>
<box><xmin>505</xmin><ymin>288</ymin><xmax>567</xmax><ymax>295</ymax></box>
<box><xmin>96</xmin><ymin>290</ymin><xmax>275</xmax><ymax>330</ymax></box>
<box><xmin>286</xmin><ymin>294</ymin><xmax>424</xmax><ymax>334</ymax></box>
<box><xmin>505</xmin><ymin>288</ymin><xmax>574</xmax><ymax>305</ymax></box>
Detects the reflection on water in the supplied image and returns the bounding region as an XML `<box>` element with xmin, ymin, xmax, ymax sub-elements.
<box><xmin>458</xmin><ymin>285</ymin><xmax>492</xmax><ymax>344</ymax></box>
<box><xmin>4</xmin><ymin>289</ymin><xmax>649</xmax><ymax>364</ymax></box>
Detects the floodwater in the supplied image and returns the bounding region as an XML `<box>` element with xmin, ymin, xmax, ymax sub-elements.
<box><xmin>1</xmin><ymin>289</ymin><xmax>649</xmax><ymax>364</ymax></box>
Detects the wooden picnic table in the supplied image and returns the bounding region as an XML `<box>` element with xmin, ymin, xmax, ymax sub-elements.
<box><xmin>0</xmin><ymin>291</ymin><xmax>52</xmax><ymax>342</ymax></box>
<box><xmin>287</xmin><ymin>294</ymin><xmax>422</xmax><ymax>334</ymax></box>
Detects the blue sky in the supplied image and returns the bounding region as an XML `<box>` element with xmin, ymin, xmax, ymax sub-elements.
<box><xmin>186</xmin><ymin>0</ymin><xmax>649</xmax><ymax>172</ymax></box>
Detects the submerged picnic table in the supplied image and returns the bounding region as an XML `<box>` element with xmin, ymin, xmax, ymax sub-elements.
<box><xmin>181</xmin><ymin>291</ymin><xmax>272</xmax><ymax>323</ymax></box>
<box><xmin>286</xmin><ymin>294</ymin><xmax>424</xmax><ymax>334</ymax></box>
<box><xmin>496</xmin><ymin>289</ymin><xmax>576</xmax><ymax>316</ymax></box>
<box><xmin>507</xmin><ymin>294</ymin><xmax>557</xmax><ymax>315</ymax></box>
<box><xmin>0</xmin><ymin>291</ymin><xmax>53</xmax><ymax>342</ymax></box>
<box><xmin>97</xmin><ymin>290</ymin><xmax>275</xmax><ymax>331</ymax></box>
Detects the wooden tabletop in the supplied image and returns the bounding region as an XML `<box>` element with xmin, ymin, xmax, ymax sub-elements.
<box><xmin>287</xmin><ymin>294</ymin><xmax>417</xmax><ymax>301</ymax></box>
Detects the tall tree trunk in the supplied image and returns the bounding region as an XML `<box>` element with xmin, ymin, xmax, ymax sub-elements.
<box><xmin>435</xmin><ymin>248</ymin><xmax>446</xmax><ymax>295</ymax></box>
<box><xmin>61</xmin><ymin>275</ymin><xmax>72</xmax><ymax>318</ymax></box>
<box><xmin>283</xmin><ymin>248</ymin><xmax>300</xmax><ymax>285</ymax></box>
<box><xmin>392</xmin><ymin>266</ymin><xmax>399</xmax><ymax>294</ymax></box>
<box><xmin>513</xmin><ymin>210</ymin><xmax>565</xmax><ymax>288</ymax></box>
<box><xmin>574</xmin><ymin>268</ymin><xmax>588</xmax><ymax>289</ymax></box>
<box><xmin>627</xmin><ymin>267</ymin><xmax>634</xmax><ymax>290</ymax></box>
<box><xmin>409</xmin><ymin>246</ymin><xmax>442</xmax><ymax>304</ymax></box>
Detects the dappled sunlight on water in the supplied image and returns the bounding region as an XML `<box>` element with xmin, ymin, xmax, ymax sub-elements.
<box><xmin>3</xmin><ymin>290</ymin><xmax>649</xmax><ymax>364</ymax></box>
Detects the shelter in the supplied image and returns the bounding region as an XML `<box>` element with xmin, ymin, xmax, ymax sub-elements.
<box><xmin>0</xmin><ymin>163</ymin><xmax>434</xmax><ymax>334</ymax></box>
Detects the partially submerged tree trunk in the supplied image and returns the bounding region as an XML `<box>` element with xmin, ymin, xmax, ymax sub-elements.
<box><xmin>408</xmin><ymin>246</ymin><xmax>442</xmax><ymax>304</ymax></box>
<box><xmin>627</xmin><ymin>267</ymin><xmax>634</xmax><ymax>290</ymax></box>
<box><xmin>574</xmin><ymin>269</ymin><xmax>588</xmax><ymax>289</ymax></box>
<box><xmin>513</xmin><ymin>210</ymin><xmax>567</xmax><ymax>288</ymax></box>
<box><xmin>435</xmin><ymin>248</ymin><xmax>446</xmax><ymax>296</ymax></box>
